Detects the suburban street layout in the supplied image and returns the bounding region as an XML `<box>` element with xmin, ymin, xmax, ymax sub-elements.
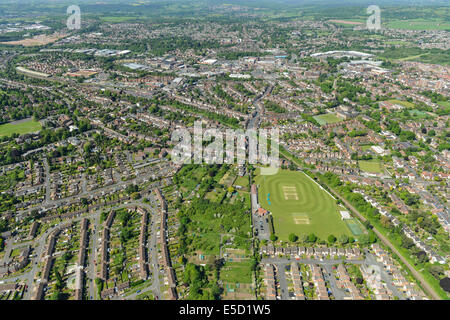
<box><xmin>0</xmin><ymin>0</ymin><xmax>449</xmax><ymax>303</ymax></box>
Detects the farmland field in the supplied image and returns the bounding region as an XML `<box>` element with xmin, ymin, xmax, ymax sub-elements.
<box><xmin>254</xmin><ymin>169</ymin><xmax>353</xmax><ymax>240</ymax></box>
<box><xmin>0</xmin><ymin>119</ymin><xmax>42</xmax><ymax>137</ymax></box>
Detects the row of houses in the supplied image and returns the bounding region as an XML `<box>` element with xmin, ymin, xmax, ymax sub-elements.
<box><xmin>354</xmin><ymin>190</ymin><xmax>402</xmax><ymax>227</ymax></box>
<box><xmin>290</xmin><ymin>262</ymin><xmax>305</xmax><ymax>300</ymax></box>
<box><xmin>336</xmin><ymin>264</ymin><xmax>364</xmax><ymax>300</ymax></box>
<box><xmin>75</xmin><ymin>218</ymin><xmax>89</xmax><ymax>300</ymax></box>
<box><xmin>371</xmin><ymin>244</ymin><xmax>426</xmax><ymax>300</ymax></box>
<box><xmin>32</xmin><ymin>224</ymin><xmax>70</xmax><ymax>300</ymax></box>
<box><xmin>100</xmin><ymin>281</ymin><xmax>130</xmax><ymax>300</ymax></box>
<box><xmin>360</xmin><ymin>264</ymin><xmax>392</xmax><ymax>300</ymax></box>
<box><xmin>138</xmin><ymin>207</ymin><xmax>149</xmax><ymax>280</ymax></box>
<box><xmin>28</xmin><ymin>221</ymin><xmax>39</xmax><ymax>240</ymax></box>
<box><xmin>99</xmin><ymin>211</ymin><xmax>116</xmax><ymax>281</ymax></box>
<box><xmin>155</xmin><ymin>188</ymin><xmax>177</xmax><ymax>300</ymax></box>
<box><xmin>0</xmin><ymin>283</ymin><xmax>22</xmax><ymax>293</ymax></box>
<box><xmin>355</xmin><ymin>190</ymin><xmax>445</xmax><ymax>264</ymax></box>
<box><xmin>264</xmin><ymin>264</ymin><xmax>277</xmax><ymax>300</ymax></box>
<box><xmin>0</xmin><ymin>245</ymin><xmax>31</xmax><ymax>277</ymax></box>
<box><xmin>74</xmin><ymin>267</ymin><xmax>84</xmax><ymax>301</ymax></box>
<box><xmin>310</xmin><ymin>264</ymin><xmax>329</xmax><ymax>300</ymax></box>
<box><xmin>260</xmin><ymin>245</ymin><xmax>363</xmax><ymax>260</ymax></box>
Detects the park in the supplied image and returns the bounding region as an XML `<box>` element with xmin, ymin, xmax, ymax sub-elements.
<box><xmin>255</xmin><ymin>169</ymin><xmax>356</xmax><ymax>241</ymax></box>
<box><xmin>0</xmin><ymin>118</ymin><xmax>42</xmax><ymax>137</ymax></box>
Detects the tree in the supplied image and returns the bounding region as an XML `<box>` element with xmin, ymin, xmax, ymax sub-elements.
<box><xmin>307</xmin><ymin>233</ymin><xmax>317</xmax><ymax>243</ymax></box>
<box><xmin>439</xmin><ymin>277</ymin><xmax>450</xmax><ymax>293</ymax></box>
<box><xmin>415</xmin><ymin>250</ymin><xmax>429</xmax><ymax>264</ymax></box>
<box><xmin>131</xmin><ymin>192</ymin><xmax>141</xmax><ymax>200</ymax></box>
<box><xmin>62</xmin><ymin>251</ymin><xmax>73</xmax><ymax>262</ymax></box>
<box><xmin>288</xmin><ymin>233</ymin><xmax>298</xmax><ymax>243</ymax></box>
<box><xmin>179</xmin><ymin>256</ymin><xmax>187</xmax><ymax>265</ymax></box>
<box><xmin>327</xmin><ymin>234</ymin><xmax>337</xmax><ymax>244</ymax></box>
<box><xmin>359</xmin><ymin>234</ymin><xmax>370</xmax><ymax>246</ymax></box>
<box><xmin>429</xmin><ymin>265</ymin><xmax>444</xmax><ymax>280</ymax></box>
<box><xmin>95</xmin><ymin>278</ymin><xmax>103</xmax><ymax>299</ymax></box>
<box><xmin>380</xmin><ymin>215</ymin><xmax>392</xmax><ymax>228</ymax></box>
<box><xmin>83</xmin><ymin>142</ymin><xmax>92</xmax><ymax>154</ymax></box>
<box><xmin>250</xmin><ymin>257</ymin><xmax>258</xmax><ymax>272</ymax></box>
<box><xmin>401</xmin><ymin>235</ymin><xmax>415</xmax><ymax>250</ymax></box>
<box><xmin>368</xmin><ymin>231</ymin><xmax>377</xmax><ymax>244</ymax></box>
<box><xmin>363</xmin><ymin>220</ymin><xmax>372</xmax><ymax>230</ymax></box>
<box><xmin>54</xmin><ymin>269</ymin><xmax>64</xmax><ymax>291</ymax></box>
<box><xmin>338</xmin><ymin>234</ymin><xmax>349</xmax><ymax>245</ymax></box>
<box><xmin>270</xmin><ymin>234</ymin><xmax>278</xmax><ymax>242</ymax></box>
<box><xmin>299</xmin><ymin>234</ymin><xmax>308</xmax><ymax>243</ymax></box>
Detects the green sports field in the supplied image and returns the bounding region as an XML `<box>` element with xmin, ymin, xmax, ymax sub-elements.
<box><xmin>254</xmin><ymin>169</ymin><xmax>353</xmax><ymax>240</ymax></box>
<box><xmin>386</xmin><ymin>99</ymin><xmax>415</xmax><ymax>108</ymax></box>
<box><xmin>358</xmin><ymin>160</ymin><xmax>383</xmax><ymax>174</ymax></box>
<box><xmin>0</xmin><ymin>119</ymin><xmax>42</xmax><ymax>137</ymax></box>
<box><xmin>313</xmin><ymin>113</ymin><xmax>343</xmax><ymax>126</ymax></box>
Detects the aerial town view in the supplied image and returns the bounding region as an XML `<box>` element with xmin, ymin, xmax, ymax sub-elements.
<box><xmin>0</xmin><ymin>0</ymin><xmax>449</xmax><ymax>308</ymax></box>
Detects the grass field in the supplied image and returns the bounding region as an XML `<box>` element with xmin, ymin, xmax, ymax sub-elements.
<box><xmin>0</xmin><ymin>119</ymin><xmax>42</xmax><ymax>137</ymax></box>
<box><xmin>358</xmin><ymin>160</ymin><xmax>383</xmax><ymax>174</ymax></box>
<box><xmin>409</xmin><ymin>109</ymin><xmax>429</xmax><ymax>118</ymax></box>
<box><xmin>437</xmin><ymin>101</ymin><xmax>450</xmax><ymax>108</ymax></box>
<box><xmin>313</xmin><ymin>113</ymin><xmax>343</xmax><ymax>126</ymax></box>
<box><xmin>387</xmin><ymin>99</ymin><xmax>415</xmax><ymax>108</ymax></box>
<box><xmin>379</xmin><ymin>47</ymin><xmax>450</xmax><ymax>66</ymax></box>
<box><xmin>360</xmin><ymin>144</ymin><xmax>374</xmax><ymax>152</ymax></box>
<box><xmin>345</xmin><ymin>219</ymin><xmax>364</xmax><ymax>236</ymax></box>
<box><xmin>220</xmin><ymin>261</ymin><xmax>253</xmax><ymax>284</ymax></box>
<box><xmin>255</xmin><ymin>169</ymin><xmax>352</xmax><ymax>240</ymax></box>
<box><xmin>234</xmin><ymin>176</ymin><xmax>249</xmax><ymax>191</ymax></box>
<box><xmin>387</xmin><ymin>19</ymin><xmax>450</xmax><ymax>31</ymax></box>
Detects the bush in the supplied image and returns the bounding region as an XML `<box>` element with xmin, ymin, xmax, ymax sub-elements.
<box><xmin>327</xmin><ymin>234</ymin><xmax>337</xmax><ymax>244</ymax></box>
<box><xmin>288</xmin><ymin>233</ymin><xmax>298</xmax><ymax>243</ymax></box>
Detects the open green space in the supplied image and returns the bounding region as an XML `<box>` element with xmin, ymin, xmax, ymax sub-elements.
<box><xmin>379</xmin><ymin>47</ymin><xmax>450</xmax><ymax>66</ymax></box>
<box><xmin>313</xmin><ymin>113</ymin><xmax>343</xmax><ymax>126</ymax></box>
<box><xmin>360</xmin><ymin>144</ymin><xmax>374</xmax><ymax>152</ymax></box>
<box><xmin>345</xmin><ymin>219</ymin><xmax>364</xmax><ymax>236</ymax></box>
<box><xmin>254</xmin><ymin>169</ymin><xmax>353</xmax><ymax>240</ymax></box>
<box><xmin>234</xmin><ymin>176</ymin><xmax>249</xmax><ymax>190</ymax></box>
<box><xmin>387</xmin><ymin>99</ymin><xmax>415</xmax><ymax>108</ymax></box>
<box><xmin>220</xmin><ymin>261</ymin><xmax>253</xmax><ymax>284</ymax></box>
<box><xmin>409</xmin><ymin>109</ymin><xmax>429</xmax><ymax>118</ymax></box>
<box><xmin>436</xmin><ymin>101</ymin><xmax>450</xmax><ymax>108</ymax></box>
<box><xmin>358</xmin><ymin>160</ymin><xmax>383</xmax><ymax>174</ymax></box>
<box><xmin>386</xmin><ymin>19</ymin><xmax>450</xmax><ymax>31</ymax></box>
<box><xmin>0</xmin><ymin>119</ymin><xmax>42</xmax><ymax>137</ymax></box>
